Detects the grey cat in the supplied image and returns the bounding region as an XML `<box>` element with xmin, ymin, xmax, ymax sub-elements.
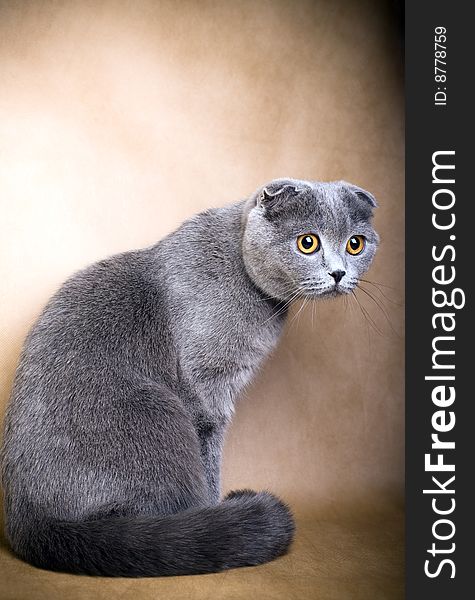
<box><xmin>1</xmin><ymin>178</ymin><xmax>378</xmax><ymax>577</ymax></box>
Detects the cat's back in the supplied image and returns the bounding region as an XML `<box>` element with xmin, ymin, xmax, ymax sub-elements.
<box><xmin>17</xmin><ymin>248</ymin><xmax>167</xmax><ymax>373</ymax></box>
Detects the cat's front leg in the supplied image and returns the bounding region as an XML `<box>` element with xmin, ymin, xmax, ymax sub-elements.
<box><xmin>196</xmin><ymin>417</ymin><xmax>227</xmax><ymax>505</ymax></box>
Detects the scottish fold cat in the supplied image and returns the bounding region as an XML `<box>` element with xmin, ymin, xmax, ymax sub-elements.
<box><xmin>1</xmin><ymin>178</ymin><xmax>378</xmax><ymax>576</ymax></box>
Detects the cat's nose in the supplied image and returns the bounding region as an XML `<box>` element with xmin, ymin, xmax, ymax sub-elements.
<box><xmin>330</xmin><ymin>270</ymin><xmax>346</xmax><ymax>284</ymax></box>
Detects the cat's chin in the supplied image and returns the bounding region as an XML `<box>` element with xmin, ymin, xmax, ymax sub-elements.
<box><xmin>305</xmin><ymin>285</ymin><xmax>354</xmax><ymax>300</ymax></box>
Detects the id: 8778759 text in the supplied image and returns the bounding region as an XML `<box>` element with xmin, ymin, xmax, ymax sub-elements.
<box><xmin>434</xmin><ymin>26</ymin><xmax>447</xmax><ymax>107</ymax></box>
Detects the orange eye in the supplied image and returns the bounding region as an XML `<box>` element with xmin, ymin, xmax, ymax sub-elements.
<box><xmin>297</xmin><ymin>234</ymin><xmax>320</xmax><ymax>254</ymax></box>
<box><xmin>346</xmin><ymin>235</ymin><xmax>365</xmax><ymax>255</ymax></box>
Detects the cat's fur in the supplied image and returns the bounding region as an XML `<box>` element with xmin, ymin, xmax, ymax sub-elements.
<box><xmin>1</xmin><ymin>178</ymin><xmax>378</xmax><ymax>577</ymax></box>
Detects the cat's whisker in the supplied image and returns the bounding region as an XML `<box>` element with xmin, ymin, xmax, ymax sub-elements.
<box><xmin>347</xmin><ymin>293</ymin><xmax>356</xmax><ymax>318</ymax></box>
<box><xmin>357</xmin><ymin>284</ymin><xmax>392</xmax><ymax>320</ymax></box>
<box><xmin>351</xmin><ymin>290</ymin><xmax>385</xmax><ymax>337</ymax></box>
<box><xmin>298</xmin><ymin>297</ymin><xmax>310</xmax><ymax>328</ymax></box>
<box><xmin>300</xmin><ymin>283</ymin><xmax>328</xmax><ymax>297</ymax></box>
<box><xmin>287</xmin><ymin>295</ymin><xmax>309</xmax><ymax>331</ymax></box>
<box><xmin>254</xmin><ymin>277</ymin><xmax>302</xmax><ymax>304</ymax></box>
<box><xmin>358</xmin><ymin>278</ymin><xmax>401</xmax><ymax>306</ymax></box>
<box><xmin>356</xmin><ymin>284</ymin><xmax>401</xmax><ymax>338</ymax></box>
<box><xmin>343</xmin><ymin>294</ymin><xmax>350</xmax><ymax>316</ymax></box>
<box><xmin>259</xmin><ymin>288</ymin><xmax>302</xmax><ymax>327</ymax></box>
<box><xmin>254</xmin><ymin>283</ymin><xmax>297</xmax><ymax>304</ymax></box>
<box><xmin>359</xmin><ymin>277</ymin><xmax>396</xmax><ymax>291</ymax></box>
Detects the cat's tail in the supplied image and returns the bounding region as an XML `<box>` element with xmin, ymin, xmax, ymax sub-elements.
<box><xmin>13</xmin><ymin>490</ymin><xmax>294</xmax><ymax>577</ymax></box>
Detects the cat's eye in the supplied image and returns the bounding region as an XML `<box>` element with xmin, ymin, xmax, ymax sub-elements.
<box><xmin>297</xmin><ymin>234</ymin><xmax>320</xmax><ymax>254</ymax></box>
<box><xmin>346</xmin><ymin>235</ymin><xmax>365</xmax><ymax>255</ymax></box>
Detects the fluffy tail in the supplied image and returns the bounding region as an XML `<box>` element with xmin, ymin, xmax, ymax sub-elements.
<box><xmin>16</xmin><ymin>490</ymin><xmax>294</xmax><ymax>577</ymax></box>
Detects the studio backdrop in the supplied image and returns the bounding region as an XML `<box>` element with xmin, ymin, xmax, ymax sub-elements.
<box><xmin>0</xmin><ymin>1</ymin><xmax>404</xmax><ymax>598</ymax></box>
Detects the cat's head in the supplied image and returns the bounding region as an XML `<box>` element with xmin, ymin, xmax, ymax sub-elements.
<box><xmin>242</xmin><ymin>178</ymin><xmax>379</xmax><ymax>301</ymax></box>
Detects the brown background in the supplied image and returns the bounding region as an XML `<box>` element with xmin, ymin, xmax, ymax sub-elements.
<box><xmin>0</xmin><ymin>1</ymin><xmax>404</xmax><ymax>598</ymax></box>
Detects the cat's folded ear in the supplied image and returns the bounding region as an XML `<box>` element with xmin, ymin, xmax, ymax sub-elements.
<box><xmin>343</xmin><ymin>182</ymin><xmax>378</xmax><ymax>208</ymax></box>
<box><xmin>256</xmin><ymin>179</ymin><xmax>304</xmax><ymax>212</ymax></box>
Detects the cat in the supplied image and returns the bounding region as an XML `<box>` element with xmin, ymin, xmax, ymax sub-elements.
<box><xmin>1</xmin><ymin>178</ymin><xmax>379</xmax><ymax>577</ymax></box>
